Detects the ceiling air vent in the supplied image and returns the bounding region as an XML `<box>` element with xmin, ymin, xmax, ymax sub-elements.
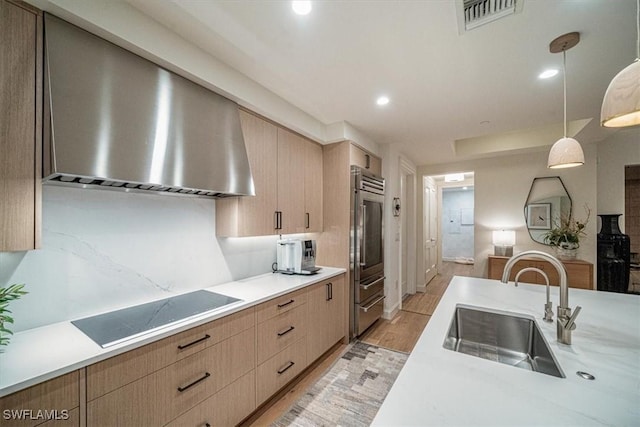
<box><xmin>457</xmin><ymin>0</ymin><xmax>524</xmax><ymax>33</ymax></box>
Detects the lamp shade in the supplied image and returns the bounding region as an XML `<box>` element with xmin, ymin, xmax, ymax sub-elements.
<box><xmin>493</xmin><ymin>230</ymin><xmax>516</xmax><ymax>246</ymax></box>
<box><xmin>547</xmin><ymin>137</ymin><xmax>585</xmax><ymax>169</ymax></box>
<box><xmin>601</xmin><ymin>60</ymin><xmax>640</xmax><ymax>128</ymax></box>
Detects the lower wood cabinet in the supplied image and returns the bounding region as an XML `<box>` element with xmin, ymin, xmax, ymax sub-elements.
<box><xmin>307</xmin><ymin>276</ymin><xmax>346</xmax><ymax>363</ymax></box>
<box><xmin>487</xmin><ymin>255</ymin><xmax>594</xmax><ymax>290</ymax></box>
<box><xmin>256</xmin><ymin>337</ymin><xmax>307</xmax><ymax>406</ymax></box>
<box><xmin>0</xmin><ymin>370</ymin><xmax>80</xmax><ymax>427</ymax></box>
<box><xmin>87</xmin><ymin>328</ymin><xmax>255</xmax><ymax>427</ymax></box>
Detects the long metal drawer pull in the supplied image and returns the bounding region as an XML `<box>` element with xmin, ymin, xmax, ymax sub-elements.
<box><xmin>177</xmin><ymin>372</ymin><xmax>210</xmax><ymax>392</ymax></box>
<box><xmin>360</xmin><ymin>276</ymin><xmax>385</xmax><ymax>290</ymax></box>
<box><xmin>277</xmin><ymin>326</ymin><xmax>295</xmax><ymax>337</ymax></box>
<box><xmin>361</xmin><ymin>295</ymin><xmax>385</xmax><ymax>313</ymax></box>
<box><xmin>306</xmin><ymin>212</ymin><xmax>310</xmax><ymax>229</ymax></box>
<box><xmin>277</xmin><ymin>299</ymin><xmax>295</xmax><ymax>308</ymax></box>
<box><xmin>177</xmin><ymin>334</ymin><xmax>211</xmax><ymax>350</ymax></box>
<box><xmin>277</xmin><ymin>361</ymin><xmax>295</xmax><ymax>375</ymax></box>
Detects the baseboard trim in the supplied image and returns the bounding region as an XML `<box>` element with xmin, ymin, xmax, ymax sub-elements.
<box><xmin>416</xmin><ymin>285</ymin><xmax>427</xmax><ymax>293</ymax></box>
<box><xmin>383</xmin><ymin>302</ymin><xmax>400</xmax><ymax>320</ymax></box>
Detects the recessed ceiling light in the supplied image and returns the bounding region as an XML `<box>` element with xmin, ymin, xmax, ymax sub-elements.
<box><xmin>539</xmin><ymin>69</ymin><xmax>559</xmax><ymax>79</ymax></box>
<box><xmin>376</xmin><ymin>96</ymin><xmax>390</xmax><ymax>106</ymax></box>
<box><xmin>292</xmin><ymin>1</ymin><xmax>312</xmax><ymax>15</ymax></box>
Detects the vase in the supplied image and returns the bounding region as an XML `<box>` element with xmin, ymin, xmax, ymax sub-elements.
<box><xmin>597</xmin><ymin>214</ymin><xmax>630</xmax><ymax>293</ymax></box>
<box><xmin>555</xmin><ymin>242</ymin><xmax>578</xmax><ymax>259</ymax></box>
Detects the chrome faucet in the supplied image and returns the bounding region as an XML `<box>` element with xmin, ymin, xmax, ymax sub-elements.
<box><xmin>514</xmin><ymin>267</ymin><xmax>554</xmax><ymax>322</ymax></box>
<box><xmin>500</xmin><ymin>250</ymin><xmax>582</xmax><ymax>345</ymax></box>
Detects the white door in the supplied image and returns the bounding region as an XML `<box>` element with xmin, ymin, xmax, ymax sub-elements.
<box><xmin>401</xmin><ymin>174</ymin><xmax>408</xmax><ymax>298</ymax></box>
<box><xmin>424</xmin><ymin>177</ymin><xmax>438</xmax><ymax>285</ymax></box>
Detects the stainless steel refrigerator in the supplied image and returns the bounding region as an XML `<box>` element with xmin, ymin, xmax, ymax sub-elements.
<box><xmin>350</xmin><ymin>166</ymin><xmax>385</xmax><ymax>338</ymax></box>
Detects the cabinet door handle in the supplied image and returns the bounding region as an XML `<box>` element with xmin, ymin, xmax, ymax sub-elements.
<box><xmin>365</xmin><ymin>154</ymin><xmax>371</xmax><ymax>169</ymax></box>
<box><xmin>275</xmin><ymin>211</ymin><xmax>283</xmax><ymax>230</ymax></box>
<box><xmin>277</xmin><ymin>326</ymin><xmax>295</xmax><ymax>337</ymax></box>
<box><xmin>177</xmin><ymin>372</ymin><xmax>210</xmax><ymax>392</ymax></box>
<box><xmin>306</xmin><ymin>212</ymin><xmax>310</xmax><ymax>229</ymax></box>
<box><xmin>277</xmin><ymin>361</ymin><xmax>295</xmax><ymax>375</ymax></box>
<box><xmin>177</xmin><ymin>334</ymin><xmax>211</xmax><ymax>350</ymax></box>
<box><xmin>277</xmin><ymin>299</ymin><xmax>295</xmax><ymax>308</ymax></box>
<box><xmin>326</xmin><ymin>282</ymin><xmax>332</xmax><ymax>301</ymax></box>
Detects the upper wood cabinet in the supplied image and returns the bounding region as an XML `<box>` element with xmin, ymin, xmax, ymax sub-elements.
<box><xmin>0</xmin><ymin>0</ymin><xmax>42</xmax><ymax>252</ymax></box>
<box><xmin>350</xmin><ymin>143</ymin><xmax>382</xmax><ymax>176</ymax></box>
<box><xmin>216</xmin><ymin>110</ymin><xmax>323</xmax><ymax>237</ymax></box>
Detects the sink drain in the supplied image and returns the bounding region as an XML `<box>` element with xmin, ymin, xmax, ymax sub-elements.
<box><xmin>576</xmin><ymin>371</ymin><xmax>595</xmax><ymax>380</ymax></box>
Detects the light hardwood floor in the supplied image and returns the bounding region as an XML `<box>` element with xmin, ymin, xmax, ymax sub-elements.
<box><xmin>243</xmin><ymin>261</ymin><xmax>474</xmax><ymax>426</ymax></box>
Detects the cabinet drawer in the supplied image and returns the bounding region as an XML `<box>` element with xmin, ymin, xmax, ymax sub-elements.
<box><xmin>257</xmin><ymin>305</ymin><xmax>306</xmax><ymax>364</ymax></box>
<box><xmin>165</xmin><ymin>371</ymin><xmax>255</xmax><ymax>427</ymax></box>
<box><xmin>0</xmin><ymin>371</ymin><xmax>79</xmax><ymax>427</ymax></box>
<box><xmin>87</xmin><ymin>327</ymin><xmax>255</xmax><ymax>427</ymax></box>
<box><xmin>256</xmin><ymin>288</ymin><xmax>307</xmax><ymax>323</ymax></box>
<box><xmin>87</xmin><ymin>307</ymin><xmax>255</xmax><ymax>400</ymax></box>
<box><xmin>256</xmin><ymin>337</ymin><xmax>307</xmax><ymax>405</ymax></box>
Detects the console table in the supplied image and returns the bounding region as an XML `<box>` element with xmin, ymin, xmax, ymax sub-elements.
<box><xmin>487</xmin><ymin>255</ymin><xmax>594</xmax><ymax>290</ymax></box>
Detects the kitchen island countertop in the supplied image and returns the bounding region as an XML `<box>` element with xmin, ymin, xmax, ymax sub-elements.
<box><xmin>0</xmin><ymin>267</ymin><xmax>345</xmax><ymax>397</ymax></box>
<box><xmin>372</xmin><ymin>276</ymin><xmax>640</xmax><ymax>427</ymax></box>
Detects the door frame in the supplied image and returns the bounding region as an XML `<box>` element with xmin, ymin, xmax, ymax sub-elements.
<box><xmin>398</xmin><ymin>157</ymin><xmax>417</xmax><ymax>308</ymax></box>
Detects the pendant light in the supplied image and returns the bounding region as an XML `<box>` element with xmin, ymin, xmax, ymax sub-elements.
<box><xmin>547</xmin><ymin>32</ymin><xmax>585</xmax><ymax>169</ymax></box>
<box><xmin>601</xmin><ymin>0</ymin><xmax>640</xmax><ymax>127</ymax></box>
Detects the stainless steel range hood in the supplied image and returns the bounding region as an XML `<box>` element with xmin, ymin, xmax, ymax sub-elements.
<box><xmin>43</xmin><ymin>14</ymin><xmax>254</xmax><ymax>198</ymax></box>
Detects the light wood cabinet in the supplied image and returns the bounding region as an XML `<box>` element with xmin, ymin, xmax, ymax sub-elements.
<box><xmin>256</xmin><ymin>337</ymin><xmax>307</xmax><ymax>406</ymax></box>
<box><xmin>257</xmin><ymin>304</ymin><xmax>307</xmax><ymax>364</ymax></box>
<box><xmin>0</xmin><ymin>0</ymin><xmax>42</xmax><ymax>252</ymax></box>
<box><xmin>255</xmin><ymin>287</ymin><xmax>307</xmax><ymax>323</ymax></box>
<box><xmin>487</xmin><ymin>255</ymin><xmax>594</xmax><ymax>290</ymax></box>
<box><xmin>165</xmin><ymin>371</ymin><xmax>255</xmax><ymax>427</ymax></box>
<box><xmin>349</xmin><ymin>143</ymin><xmax>382</xmax><ymax>176</ymax></box>
<box><xmin>86</xmin><ymin>307</ymin><xmax>255</xmax><ymax>400</ymax></box>
<box><xmin>304</xmin><ymin>140</ymin><xmax>323</xmax><ymax>232</ymax></box>
<box><xmin>217</xmin><ymin>110</ymin><xmax>324</xmax><ymax>237</ymax></box>
<box><xmin>0</xmin><ymin>370</ymin><xmax>79</xmax><ymax>427</ymax></box>
<box><xmin>307</xmin><ymin>276</ymin><xmax>346</xmax><ymax>363</ymax></box>
<box><xmin>87</xmin><ymin>327</ymin><xmax>255</xmax><ymax>427</ymax></box>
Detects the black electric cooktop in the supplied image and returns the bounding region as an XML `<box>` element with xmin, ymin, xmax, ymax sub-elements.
<box><xmin>71</xmin><ymin>290</ymin><xmax>242</xmax><ymax>348</ymax></box>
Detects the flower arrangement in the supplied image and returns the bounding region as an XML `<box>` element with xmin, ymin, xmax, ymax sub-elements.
<box><xmin>543</xmin><ymin>205</ymin><xmax>591</xmax><ymax>250</ymax></box>
<box><xmin>0</xmin><ymin>283</ymin><xmax>27</xmax><ymax>347</ymax></box>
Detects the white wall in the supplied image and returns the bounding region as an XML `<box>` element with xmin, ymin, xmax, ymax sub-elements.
<box><xmin>597</xmin><ymin>127</ymin><xmax>640</xmax><ymax>233</ymax></box>
<box><xmin>380</xmin><ymin>144</ymin><xmax>416</xmax><ymax>318</ymax></box>
<box><xmin>0</xmin><ymin>186</ymin><xmax>279</xmax><ymax>332</ymax></box>
<box><xmin>416</xmin><ymin>143</ymin><xmax>598</xmax><ymax>284</ymax></box>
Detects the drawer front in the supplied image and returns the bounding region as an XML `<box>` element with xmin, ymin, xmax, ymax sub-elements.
<box><xmin>257</xmin><ymin>305</ymin><xmax>306</xmax><ymax>364</ymax></box>
<box><xmin>165</xmin><ymin>371</ymin><xmax>256</xmax><ymax>427</ymax></box>
<box><xmin>256</xmin><ymin>288</ymin><xmax>307</xmax><ymax>323</ymax></box>
<box><xmin>256</xmin><ymin>337</ymin><xmax>307</xmax><ymax>405</ymax></box>
<box><xmin>87</xmin><ymin>327</ymin><xmax>255</xmax><ymax>427</ymax></box>
<box><xmin>87</xmin><ymin>307</ymin><xmax>255</xmax><ymax>400</ymax></box>
<box><xmin>0</xmin><ymin>371</ymin><xmax>79</xmax><ymax>427</ymax></box>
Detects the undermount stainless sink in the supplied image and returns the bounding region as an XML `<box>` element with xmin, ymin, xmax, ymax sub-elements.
<box><xmin>443</xmin><ymin>304</ymin><xmax>565</xmax><ymax>378</ymax></box>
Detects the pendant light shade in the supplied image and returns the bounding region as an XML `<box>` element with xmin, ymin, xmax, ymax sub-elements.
<box><xmin>601</xmin><ymin>0</ymin><xmax>640</xmax><ymax>128</ymax></box>
<box><xmin>548</xmin><ymin>137</ymin><xmax>585</xmax><ymax>169</ymax></box>
<box><xmin>547</xmin><ymin>32</ymin><xmax>584</xmax><ymax>169</ymax></box>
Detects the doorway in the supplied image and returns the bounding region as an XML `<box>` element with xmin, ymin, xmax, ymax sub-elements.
<box><xmin>423</xmin><ymin>172</ymin><xmax>475</xmax><ymax>286</ymax></box>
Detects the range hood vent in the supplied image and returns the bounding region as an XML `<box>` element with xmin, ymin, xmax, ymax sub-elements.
<box><xmin>43</xmin><ymin>14</ymin><xmax>254</xmax><ymax>198</ymax></box>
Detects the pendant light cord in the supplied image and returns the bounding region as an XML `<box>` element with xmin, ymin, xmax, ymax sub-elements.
<box><xmin>563</xmin><ymin>49</ymin><xmax>567</xmax><ymax>138</ymax></box>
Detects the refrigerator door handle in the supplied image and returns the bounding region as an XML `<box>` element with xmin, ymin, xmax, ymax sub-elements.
<box><xmin>360</xmin><ymin>204</ymin><xmax>367</xmax><ymax>267</ymax></box>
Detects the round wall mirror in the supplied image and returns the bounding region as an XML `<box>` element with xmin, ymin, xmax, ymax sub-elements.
<box><xmin>524</xmin><ymin>176</ymin><xmax>572</xmax><ymax>245</ymax></box>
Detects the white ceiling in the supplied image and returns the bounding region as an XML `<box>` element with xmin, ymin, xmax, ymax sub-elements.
<box><xmin>126</xmin><ymin>0</ymin><xmax>638</xmax><ymax>166</ymax></box>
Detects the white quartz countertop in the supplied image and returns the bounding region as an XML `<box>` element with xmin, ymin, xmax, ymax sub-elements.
<box><xmin>0</xmin><ymin>267</ymin><xmax>345</xmax><ymax>397</ymax></box>
<box><xmin>372</xmin><ymin>276</ymin><xmax>640</xmax><ymax>427</ymax></box>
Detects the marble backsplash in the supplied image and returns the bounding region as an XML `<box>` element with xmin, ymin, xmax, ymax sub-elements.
<box><xmin>0</xmin><ymin>185</ymin><xmax>281</xmax><ymax>333</ymax></box>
